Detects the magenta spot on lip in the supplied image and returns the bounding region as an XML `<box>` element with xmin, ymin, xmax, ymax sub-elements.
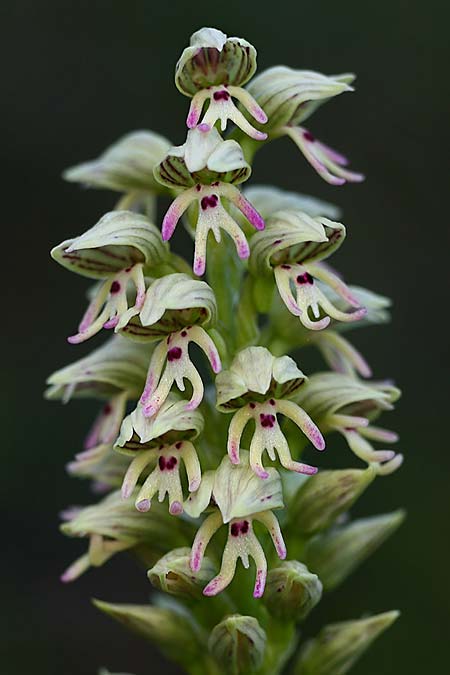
<box><xmin>197</xmin><ymin>123</ymin><xmax>210</xmax><ymax>132</ymax></box>
<box><xmin>195</xmin><ymin>184</ymin><xmax>201</xmax><ymax>192</ymax></box>
<box><xmin>110</xmin><ymin>280</ymin><xmax>121</xmax><ymax>294</ymax></box>
<box><xmin>260</xmin><ymin>413</ymin><xmax>276</xmax><ymax>428</ymax></box>
<box><xmin>231</xmin><ymin>520</ymin><xmax>249</xmax><ymax>537</ymax></box>
<box><xmin>159</xmin><ymin>456</ymin><xmax>177</xmax><ymax>471</ymax></box>
<box><xmin>303</xmin><ymin>130</ymin><xmax>315</xmax><ymax>142</ymax></box>
<box><xmin>167</xmin><ymin>346</ymin><xmax>182</xmax><ymax>361</ymax></box>
<box><xmin>181</xmin><ymin>330</ymin><xmax>187</xmax><ymax>337</ymax></box>
<box><xmin>249</xmin><ymin>402</ymin><xmax>256</xmax><ymax>409</ymax></box>
<box><xmin>136</xmin><ymin>499</ymin><xmax>150</xmax><ymax>512</ymax></box>
<box><xmin>281</xmin><ymin>264</ymin><xmax>291</xmax><ymax>270</ymax></box>
<box><xmin>200</xmin><ymin>194</ymin><xmax>218</xmax><ymax>210</ymax></box>
<box><xmin>296</xmin><ymin>272</ymin><xmax>314</xmax><ymax>285</ymax></box>
<box><xmin>175</xmin><ymin>441</ymin><xmax>183</xmax><ymax>450</ymax></box>
<box><xmin>169</xmin><ymin>500</ymin><xmax>183</xmax><ymax>515</ymax></box>
<box><xmin>269</xmin><ymin>399</ymin><xmax>275</xmax><ymax>406</ymax></box>
<box><xmin>213</xmin><ymin>90</ymin><xmax>230</xmax><ymax>101</ymax></box>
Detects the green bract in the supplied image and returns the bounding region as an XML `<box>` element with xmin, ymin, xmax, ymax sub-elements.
<box><xmin>216</xmin><ymin>346</ymin><xmax>306</xmax><ymax>410</ymax></box>
<box><xmin>51</xmin><ymin>210</ymin><xmax>168</xmax><ymax>279</ymax></box>
<box><xmin>64</xmin><ymin>130</ymin><xmax>172</xmax><ymax>194</ymax></box>
<box><xmin>175</xmin><ymin>28</ymin><xmax>257</xmax><ymax>96</ymax></box>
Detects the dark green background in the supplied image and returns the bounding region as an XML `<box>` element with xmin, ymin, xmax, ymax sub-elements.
<box><xmin>2</xmin><ymin>1</ymin><xmax>448</xmax><ymax>673</ymax></box>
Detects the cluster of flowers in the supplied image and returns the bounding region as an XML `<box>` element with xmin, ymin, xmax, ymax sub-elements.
<box><xmin>48</xmin><ymin>28</ymin><xmax>403</xmax><ymax>675</ymax></box>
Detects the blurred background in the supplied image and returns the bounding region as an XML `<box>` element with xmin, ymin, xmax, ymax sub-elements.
<box><xmin>2</xmin><ymin>1</ymin><xmax>449</xmax><ymax>673</ymax></box>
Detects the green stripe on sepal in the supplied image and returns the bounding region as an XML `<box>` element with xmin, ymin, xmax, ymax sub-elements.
<box><xmin>249</xmin><ymin>211</ymin><xmax>345</xmax><ymax>277</ymax></box>
<box><xmin>175</xmin><ymin>28</ymin><xmax>257</xmax><ymax>96</ymax></box>
<box><xmin>45</xmin><ymin>336</ymin><xmax>152</xmax><ymax>401</ymax></box>
<box><xmin>51</xmin><ymin>211</ymin><xmax>168</xmax><ymax>279</ymax></box>
<box><xmin>246</xmin><ymin>67</ymin><xmax>354</xmax><ymax>131</ymax></box>
<box><xmin>304</xmin><ymin>510</ymin><xmax>405</xmax><ymax>590</ymax></box>
<box><xmin>63</xmin><ymin>130</ymin><xmax>171</xmax><ymax>194</ymax></box>
<box><xmin>292</xmin><ymin>611</ymin><xmax>399</xmax><ymax>675</ymax></box>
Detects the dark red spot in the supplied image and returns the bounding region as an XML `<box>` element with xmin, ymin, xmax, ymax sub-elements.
<box><xmin>158</xmin><ymin>456</ymin><xmax>166</xmax><ymax>470</ymax></box>
<box><xmin>281</xmin><ymin>264</ymin><xmax>291</xmax><ymax>270</ymax></box>
<box><xmin>167</xmin><ymin>456</ymin><xmax>177</xmax><ymax>470</ymax></box>
<box><xmin>175</xmin><ymin>441</ymin><xmax>182</xmax><ymax>450</ymax></box>
<box><xmin>269</xmin><ymin>399</ymin><xmax>275</xmax><ymax>406</ymax></box>
<box><xmin>168</xmin><ymin>346</ymin><xmax>182</xmax><ymax>361</ymax></box>
<box><xmin>159</xmin><ymin>444</ymin><xmax>164</xmax><ymax>450</ymax></box>
<box><xmin>110</xmin><ymin>281</ymin><xmax>121</xmax><ymax>294</ymax></box>
<box><xmin>230</xmin><ymin>520</ymin><xmax>250</xmax><ymax>536</ymax></box>
<box><xmin>231</xmin><ymin>523</ymin><xmax>239</xmax><ymax>537</ymax></box>
<box><xmin>103</xmin><ymin>403</ymin><xmax>112</xmax><ymax>415</ymax></box>
<box><xmin>124</xmin><ymin>267</ymin><xmax>132</xmax><ymax>273</ymax></box>
<box><xmin>240</xmin><ymin>520</ymin><xmax>249</xmax><ymax>534</ymax></box>
<box><xmin>344</xmin><ymin>427</ymin><xmax>356</xmax><ymax>432</ymax></box>
<box><xmin>296</xmin><ymin>272</ymin><xmax>314</xmax><ymax>285</ymax></box>
<box><xmin>211</xmin><ymin>181</ymin><xmax>219</xmax><ymax>187</ymax></box>
<box><xmin>260</xmin><ymin>413</ymin><xmax>276</xmax><ymax>428</ymax></box>
<box><xmin>200</xmin><ymin>194</ymin><xmax>218</xmax><ymax>210</ymax></box>
<box><xmin>195</xmin><ymin>184</ymin><xmax>201</xmax><ymax>192</ymax></box>
<box><xmin>249</xmin><ymin>402</ymin><xmax>256</xmax><ymax>409</ymax></box>
<box><xmin>181</xmin><ymin>330</ymin><xmax>187</xmax><ymax>337</ymax></box>
<box><xmin>273</xmin><ymin>239</ymin><xmax>282</xmax><ymax>245</ymax></box>
<box><xmin>213</xmin><ymin>90</ymin><xmax>230</xmax><ymax>101</ymax></box>
<box><xmin>303</xmin><ymin>130</ymin><xmax>315</xmax><ymax>142</ymax></box>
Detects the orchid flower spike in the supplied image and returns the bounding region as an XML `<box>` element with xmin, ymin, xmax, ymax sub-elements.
<box><xmin>154</xmin><ymin>125</ymin><xmax>264</xmax><ymax>275</ymax></box>
<box><xmin>247</xmin><ymin>66</ymin><xmax>364</xmax><ymax>184</ymax></box>
<box><xmin>187</xmin><ymin>453</ymin><xmax>286</xmax><ymax>597</ymax></box>
<box><xmin>296</xmin><ymin>372</ymin><xmax>403</xmax><ymax>475</ymax></box>
<box><xmin>116</xmin><ymin>395</ymin><xmax>204</xmax><ymax>514</ymax></box>
<box><xmin>216</xmin><ymin>347</ymin><xmax>325</xmax><ymax>478</ymax></box>
<box><xmin>250</xmin><ymin>210</ymin><xmax>367</xmax><ymax>330</ymax></box>
<box><xmin>139</xmin><ymin>325</ymin><xmax>221</xmax><ymax>417</ymax></box>
<box><xmin>51</xmin><ymin>211</ymin><xmax>168</xmax><ymax>343</ymax></box>
<box><xmin>175</xmin><ymin>28</ymin><xmax>267</xmax><ymax>140</ymax></box>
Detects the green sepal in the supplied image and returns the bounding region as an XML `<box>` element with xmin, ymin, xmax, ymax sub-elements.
<box><xmin>148</xmin><ymin>547</ymin><xmax>217</xmax><ymax>599</ymax></box>
<box><xmin>264</xmin><ymin>560</ymin><xmax>322</xmax><ymax>621</ymax></box>
<box><xmin>208</xmin><ymin>614</ymin><xmax>266</xmax><ymax>675</ymax></box>
<box><xmin>64</xmin><ymin>130</ymin><xmax>171</xmax><ymax>194</ymax></box>
<box><xmin>51</xmin><ymin>211</ymin><xmax>168</xmax><ymax>280</ymax></box>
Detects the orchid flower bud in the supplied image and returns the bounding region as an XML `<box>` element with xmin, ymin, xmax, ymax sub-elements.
<box><xmin>51</xmin><ymin>211</ymin><xmax>168</xmax><ymax>343</ymax></box>
<box><xmin>264</xmin><ymin>561</ymin><xmax>322</xmax><ymax>620</ymax></box>
<box><xmin>148</xmin><ymin>547</ymin><xmax>216</xmax><ymax>599</ymax></box>
<box><xmin>208</xmin><ymin>615</ymin><xmax>266</xmax><ymax>673</ymax></box>
<box><xmin>154</xmin><ymin>125</ymin><xmax>264</xmax><ymax>275</ymax></box>
<box><xmin>175</xmin><ymin>28</ymin><xmax>267</xmax><ymax>140</ymax></box>
<box><xmin>305</xmin><ymin>510</ymin><xmax>405</xmax><ymax>590</ymax></box>
<box><xmin>293</xmin><ymin>611</ymin><xmax>400</xmax><ymax>675</ymax></box>
<box><xmin>249</xmin><ymin>210</ymin><xmax>366</xmax><ymax>329</ymax></box>
<box><xmin>216</xmin><ymin>346</ymin><xmax>324</xmax><ymax>477</ymax></box>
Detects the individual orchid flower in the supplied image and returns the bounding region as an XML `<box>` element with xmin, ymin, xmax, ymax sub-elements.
<box><xmin>187</xmin><ymin>453</ymin><xmax>286</xmax><ymax>597</ymax></box>
<box><xmin>176</xmin><ymin>28</ymin><xmax>267</xmax><ymax>140</ymax></box>
<box><xmin>216</xmin><ymin>347</ymin><xmax>325</xmax><ymax>479</ymax></box>
<box><xmin>295</xmin><ymin>372</ymin><xmax>403</xmax><ymax>475</ymax></box>
<box><xmin>139</xmin><ymin>325</ymin><xmax>221</xmax><ymax>416</ymax></box>
<box><xmin>154</xmin><ymin>125</ymin><xmax>264</xmax><ymax>275</ymax></box>
<box><xmin>51</xmin><ymin>211</ymin><xmax>168</xmax><ymax>343</ymax></box>
<box><xmin>249</xmin><ymin>209</ymin><xmax>367</xmax><ymax>330</ymax></box>
<box><xmin>60</xmin><ymin>490</ymin><xmax>194</xmax><ymax>582</ymax></box>
<box><xmin>310</xmin><ymin>330</ymin><xmax>373</xmax><ymax>379</ymax></box>
<box><xmin>116</xmin><ymin>396</ymin><xmax>204</xmax><ymax>514</ymax></box>
<box><xmin>246</xmin><ymin>67</ymin><xmax>363</xmax><ymax>184</ymax></box>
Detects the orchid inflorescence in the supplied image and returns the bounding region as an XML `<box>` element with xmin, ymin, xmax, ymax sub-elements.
<box><xmin>48</xmin><ymin>27</ymin><xmax>404</xmax><ymax>675</ymax></box>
